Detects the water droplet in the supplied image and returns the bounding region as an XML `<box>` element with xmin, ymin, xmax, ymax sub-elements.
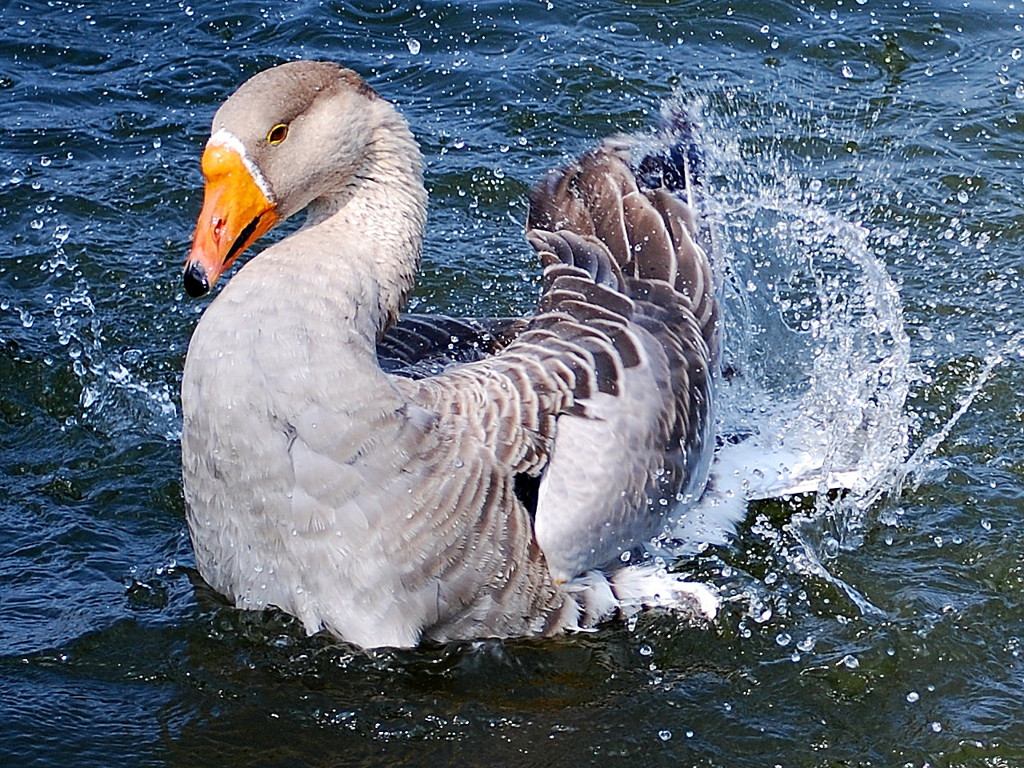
<box><xmin>753</xmin><ymin>606</ymin><xmax>772</xmax><ymax>624</ymax></box>
<box><xmin>822</xmin><ymin>536</ymin><xmax>840</xmax><ymax>558</ymax></box>
<box><xmin>906</xmin><ymin>691</ymin><xmax>919</xmax><ymax>703</ymax></box>
<box><xmin>841</xmin><ymin>64</ymin><xmax>854</xmax><ymax>79</ymax></box>
<box><xmin>639</xmin><ymin>644</ymin><xmax>653</xmax><ymax>656</ymax></box>
<box><xmin>930</xmin><ymin>721</ymin><xmax>943</xmax><ymax>733</ymax></box>
<box><xmin>81</xmin><ymin>387</ymin><xmax>97</xmax><ymax>408</ymax></box>
<box><xmin>406</xmin><ymin>38</ymin><xmax>421</xmax><ymax>55</ymax></box>
<box><xmin>841</xmin><ymin>654</ymin><xmax>859</xmax><ymax>669</ymax></box>
<box><xmin>957</xmin><ymin>190</ymin><xmax>969</xmax><ymax>204</ymax></box>
<box><xmin>775</xmin><ymin>632</ymin><xmax>792</xmax><ymax>647</ymax></box>
<box><xmin>658</xmin><ymin>729</ymin><xmax>672</xmax><ymax>741</ymax></box>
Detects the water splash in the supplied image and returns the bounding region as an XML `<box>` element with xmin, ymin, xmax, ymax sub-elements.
<box><xmin>78</xmin><ymin>354</ymin><xmax>180</xmax><ymax>441</ymax></box>
<box><xmin>40</xmin><ymin>223</ymin><xmax>181</xmax><ymax>442</ymax></box>
<box><xmin>897</xmin><ymin>328</ymin><xmax>1024</xmax><ymax>490</ymax></box>
<box><xmin>665</xmin><ymin>96</ymin><xmax>916</xmax><ymax>621</ymax></box>
<box><xmin>712</xmin><ymin>195</ymin><xmax>913</xmax><ymax>510</ymax></box>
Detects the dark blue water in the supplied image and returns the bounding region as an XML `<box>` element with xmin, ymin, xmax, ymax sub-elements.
<box><xmin>3</xmin><ymin>1</ymin><xmax>1024</xmax><ymax>765</ymax></box>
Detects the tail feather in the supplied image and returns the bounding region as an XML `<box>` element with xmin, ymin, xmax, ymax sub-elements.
<box><xmin>636</xmin><ymin>105</ymin><xmax>704</xmax><ymax>194</ymax></box>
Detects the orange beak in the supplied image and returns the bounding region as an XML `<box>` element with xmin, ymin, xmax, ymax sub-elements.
<box><xmin>184</xmin><ymin>142</ymin><xmax>280</xmax><ymax>297</ymax></box>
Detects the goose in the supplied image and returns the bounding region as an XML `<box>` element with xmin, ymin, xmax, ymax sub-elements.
<box><xmin>180</xmin><ymin>60</ymin><xmax>722</xmax><ymax>649</ymax></box>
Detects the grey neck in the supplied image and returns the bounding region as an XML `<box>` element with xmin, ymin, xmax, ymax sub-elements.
<box><xmin>291</xmin><ymin>107</ymin><xmax>427</xmax><ymax>341</ymax></box>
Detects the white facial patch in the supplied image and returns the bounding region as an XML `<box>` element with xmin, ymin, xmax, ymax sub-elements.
<box><xmin>208</xmin><ymin>128</ymin><xmax>276</xmax><ymax>203</ymax></box>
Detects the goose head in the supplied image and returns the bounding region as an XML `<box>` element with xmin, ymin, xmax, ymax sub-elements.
<box><xmin>184</xmin><ymin>61</ymin><xmax>385</xmax><ymax>297</ymax></box>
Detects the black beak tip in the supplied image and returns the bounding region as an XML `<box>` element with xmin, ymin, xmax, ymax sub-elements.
<box><xmin>184</xmin><ymin>262</ymin><xmax>210</xmax><ymax>298</ymax></box>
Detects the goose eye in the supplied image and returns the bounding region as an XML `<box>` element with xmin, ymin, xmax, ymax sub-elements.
<box><xmin>266</xmin><ymin>123</ymin><xmax>289</xmax><ymax>145</ymax></box>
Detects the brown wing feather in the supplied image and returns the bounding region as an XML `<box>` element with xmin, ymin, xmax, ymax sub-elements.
<box><xmin>525</xmin><ymin>132</ymin><xmax>720</xmax><ymax>580</ymax></box>
<box><xmin>400</xmin><ymin>116</ymin><xmax>719</xmax><ymax>585</ymax></box>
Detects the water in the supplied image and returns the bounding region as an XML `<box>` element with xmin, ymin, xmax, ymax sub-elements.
<box><xmin>2</xmin><ymin>0</ymin><xmax>1024</xmax><ymax>765</ymax></box>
